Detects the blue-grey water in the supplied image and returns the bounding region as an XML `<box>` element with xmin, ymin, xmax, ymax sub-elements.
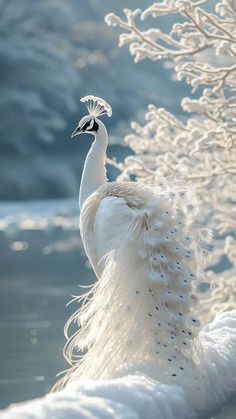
<box><xmin>0</xmin><ymin>199</ymin><xmax>94</xmax><ymax>407</ymax></box>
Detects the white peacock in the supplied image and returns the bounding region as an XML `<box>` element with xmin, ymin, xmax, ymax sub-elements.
<box><xmin>54</xmin><ymin>95</ymin><xmax>213</xmax><ymax>406</ymax></box>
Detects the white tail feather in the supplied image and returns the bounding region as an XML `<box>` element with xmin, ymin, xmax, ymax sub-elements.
<box><xmin>53</xmin><ymin>181</ymin><xmax>211</xmax><ymax>404</ymax></box>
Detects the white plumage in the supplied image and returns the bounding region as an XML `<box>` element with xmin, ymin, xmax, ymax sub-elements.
<box><xmin>54</xmin><ymin>96</ymin><xmax>212</xmax><ymax>407</ymax></box>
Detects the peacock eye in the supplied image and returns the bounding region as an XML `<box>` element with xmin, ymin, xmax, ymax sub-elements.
<box><xmin>81</xmin><ymin>121</ymin><xmax>91</xmax><ymax>131</ymax></box>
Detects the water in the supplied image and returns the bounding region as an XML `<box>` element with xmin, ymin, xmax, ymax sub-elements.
<box><xmin>0</xmin><ymin>199</ymin><xmax>94</xmax><ymax>408</ymax></box>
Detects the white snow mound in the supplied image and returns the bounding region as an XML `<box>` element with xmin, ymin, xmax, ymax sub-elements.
<box><xmin>1</xmin><ymin>310</ymin><xmax>236</xmax><ymax>419</ymax></box>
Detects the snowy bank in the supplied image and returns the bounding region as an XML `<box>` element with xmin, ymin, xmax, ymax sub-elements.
<box><xmin>1</xmin><ymin>311</ymin><xmax>236</xmax><ymax>419</ymax></box>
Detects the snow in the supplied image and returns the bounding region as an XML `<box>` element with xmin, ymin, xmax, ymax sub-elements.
<box><xmin>0</xmin><ymin>376</ymin><xmax>194</xmax><ymax>419</ymax></box>
<box><xmin>1</xmin><ymin>311</ymin><xmax>236</xmax><ymax>419</ymax></box>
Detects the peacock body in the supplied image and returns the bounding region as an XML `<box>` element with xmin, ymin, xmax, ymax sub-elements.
<box><xmin>54</xmin><ymin>97</ymin><xmax>212</xmax><ymax>406</ymax></box>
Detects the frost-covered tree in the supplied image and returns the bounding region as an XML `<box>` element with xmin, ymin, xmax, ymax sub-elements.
<box><xmin>0</xmin><ymin>0</ymin><xmax>83</xmax><ymax>154</ymax></box>
<box><xmin>105</xmin><ymin>0</ymin><xmax>236</xmax><ymax>322</ymax></box>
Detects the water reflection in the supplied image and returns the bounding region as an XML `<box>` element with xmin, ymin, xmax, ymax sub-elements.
<box><xmin>0</xmin><ymin>199</ymin><xmax>94</xmax><ymax>409</ymax></box>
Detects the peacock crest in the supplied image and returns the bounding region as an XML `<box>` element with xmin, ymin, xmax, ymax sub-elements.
<box><xmin>80</xmin><ymin>95</ymin><xmax>112</xmax><ymax>118</ymax></box>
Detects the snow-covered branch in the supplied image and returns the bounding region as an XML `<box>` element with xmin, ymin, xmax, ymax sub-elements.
<box><xmin>105</xmin><ymin>0</ymin><xmax>236</xmax><ymax>321</ymax></box>
<box><xmin>105</xmin><ymin>1</ymin><xmax>236</xmax><ymax>62</ymax></box>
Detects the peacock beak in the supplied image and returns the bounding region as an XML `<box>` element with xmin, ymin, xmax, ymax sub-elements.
<box><xmin>71</xmin><ymin>126</ymin><xmax>82</xmax><ymax>138</ymax></box>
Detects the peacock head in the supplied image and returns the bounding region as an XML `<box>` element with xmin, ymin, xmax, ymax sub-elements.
<box><xmin>71</xmin><ymin>95</ymin><xmax>112</xmax><ymax>138</ymax></box>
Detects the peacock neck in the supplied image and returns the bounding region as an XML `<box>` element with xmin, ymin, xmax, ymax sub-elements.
<box><xmin>79</xmin><ymin>122</ymin><xmax>108</xmax><ymax>210</ymax></box>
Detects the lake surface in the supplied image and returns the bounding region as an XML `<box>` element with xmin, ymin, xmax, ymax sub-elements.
<box><xmin>0</xmin><ymin>199</ymin><xmax>95</xmax><ymax>408</ymax></box>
